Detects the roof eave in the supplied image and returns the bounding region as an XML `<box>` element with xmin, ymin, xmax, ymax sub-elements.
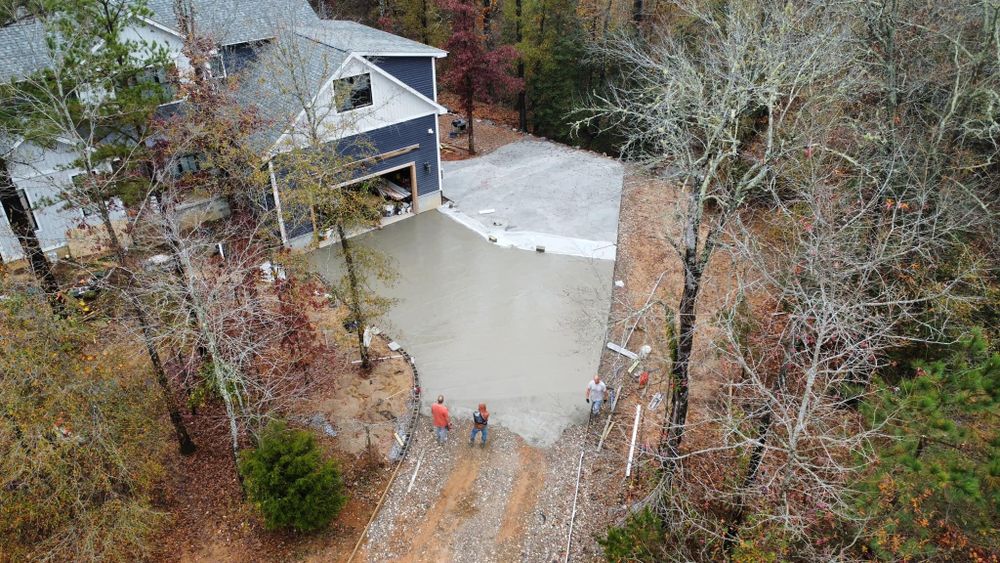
<box><xmin>358</xmin><ymin>50</ymin><xmax>448</xmax><ymax>59</ymax></box>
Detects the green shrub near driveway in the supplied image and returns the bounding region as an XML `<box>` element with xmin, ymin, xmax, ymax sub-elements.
<box><xmin>238</xmin><ymin>421</ymin><xmax>347</xmax><ymax>532</ymax></box>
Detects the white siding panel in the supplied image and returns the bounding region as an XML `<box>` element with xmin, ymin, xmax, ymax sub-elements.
<box><xmin>0</xmin><ymin>204</ymin><xmax>23</xmax><ymax>262</ymax></box>
<box><xmin>121</xmin><ymin>23</ymin><xmax>192</xmax><ymax>73</ymax></box>
<box><xmin>282</xmin><ymin>57</ymin><xmax>435</xmax><ymax>149</ymax></box>
<box><xmin>7</xmin><ymin>142</ymin><xmax>126</xmax><ymax>255</ymax></box>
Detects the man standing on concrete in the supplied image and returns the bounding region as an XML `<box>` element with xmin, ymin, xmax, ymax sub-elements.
<box><xmin>586</xmin><ymin>375</ymin><xmax>607</xmax><ymax>417</ymax></box>
<box><xmin>431</xmin><ymin>395</ymin><xmax>451</xmax><ymax>444</ymax></box>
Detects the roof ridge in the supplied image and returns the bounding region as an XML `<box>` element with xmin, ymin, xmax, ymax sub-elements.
<box><xmin>292</xmin><ymin>26</ymin><xmax>349</xmax><ymax>54</ymax></box>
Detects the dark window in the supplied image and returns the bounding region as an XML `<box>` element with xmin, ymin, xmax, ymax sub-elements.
<box><xmin>335</xmin><ymin>73</ymin><xmax>373</xmax><ymax>112</ymax></box>
<box><xmin>135</xmin><ymin>65</ymin><xmax>175</xmax><ymax>102</ymax></box>
<box><xmin>175</xmin><ymin>154</ymin><xmax>202</xmax><ymax>176</ymax></box>
<box><xmin>209</xmin><ymin>52</ymin><xmax>226</xmax><ymax>79</ymax></box>
<box><xmin>16</xmin><ymin>190</ymin><xmax>38</xmax><ymax>230</ymax></box>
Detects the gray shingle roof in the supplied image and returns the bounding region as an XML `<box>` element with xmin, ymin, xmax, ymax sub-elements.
<box><xmin>0</xmin><ymin>20</ymin><xmax>51</xmax><ymax>82</ymax></box>
<box><xmin>1</xmin><ymin>1</ymin><xmax>446</xmax><ymax>151</ymax></box>
<box><xmin>296</xmin><ymin>20</ymin><xmax>446</xmax><ymax>57</ymax></box>
<box><xmin>144</xmin><ymin>0</ymin><xmax>319</xmax><ymax>46</ymax></box>
<box><xmin>235</xmin><ymin>31</ymin><xmax>349</xmax><ymax>151</ymax></box>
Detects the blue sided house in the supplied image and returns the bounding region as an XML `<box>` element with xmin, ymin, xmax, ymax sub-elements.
<box><xmin>0</xmin><ymin>0</ymin><xmax>447</xmax><ymax>261</ymax></box>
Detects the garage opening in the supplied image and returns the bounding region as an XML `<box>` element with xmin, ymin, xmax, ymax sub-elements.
<box><xmin>341</xmin><ymin>163</ymin><xmax>419</xmax><ymax>228</ymax></box>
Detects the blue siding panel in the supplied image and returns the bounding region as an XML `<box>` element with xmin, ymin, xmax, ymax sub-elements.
<box><xmin>341</xmin><ymin>113</ymin><xmax>440</xmax><ymax>196</ymax></box>
<box><xmin>367</xmin><ymin>56</ymin><xmax>435</xmax><ymax>100</ymax></box>
<box><xmin>276</xmin><ymin>114</ymin><xmax>441</xmax><ymax>240</ymax></box>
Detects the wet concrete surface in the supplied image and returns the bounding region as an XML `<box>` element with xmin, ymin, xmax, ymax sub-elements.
<box><xmin>308</xmin><ymin>210</ymin><xmax>613</xmax><ymax>446</ymax></box>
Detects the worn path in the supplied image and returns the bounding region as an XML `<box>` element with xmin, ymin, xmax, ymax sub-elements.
<box><xmin>364</xmin><ymin>417</ymin><xmax>594</xmax><ymax>562</ymax></box>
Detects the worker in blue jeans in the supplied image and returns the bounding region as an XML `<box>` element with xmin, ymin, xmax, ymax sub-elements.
<box><xmin>470</xmin><ymin>403</ymin><xmax>489</xmax><ymax>447</ymax></box>
<box><xmin>586</xmin><ymin>375</ymin><xmax>607</xmax><ymax>417</ymax></box>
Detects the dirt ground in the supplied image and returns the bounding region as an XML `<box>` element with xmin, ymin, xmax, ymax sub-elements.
<box><xmin>437</xmin><ymin>112</ymin><xmax>526</xmax><ymax>162</ymax></box>
<box><xmin>362</xmin><ymin>417</ymin><xmax>589</xmax><ymax>563</ymax></box>
<box><xmin>151</xmin><ymin>306</ymin><xmax>417</xmax><ymax>563</ymax></box>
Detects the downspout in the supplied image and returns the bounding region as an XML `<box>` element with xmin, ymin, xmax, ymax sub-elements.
<box><xmin>268</xmin><ymin>159</ymin><xmax>288</xmax><ymax>246</ymax></box>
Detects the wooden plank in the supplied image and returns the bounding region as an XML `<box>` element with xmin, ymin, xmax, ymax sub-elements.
<box><xmin>607</xmin><ymin>342</ymin><xmax>638</xmax><ymax>360</ymax></box>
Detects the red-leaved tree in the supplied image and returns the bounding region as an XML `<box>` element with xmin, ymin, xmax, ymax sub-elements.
<box><xmin>438</xmin><ymin>0</ymin><xmax>521</xmax><ymax>154</ymax></box>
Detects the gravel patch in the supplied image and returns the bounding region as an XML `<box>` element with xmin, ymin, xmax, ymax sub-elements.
<box><xmin>364</xmin><ymin>417</ymin><xmax>610</xmax><ymax>562</ymax></box>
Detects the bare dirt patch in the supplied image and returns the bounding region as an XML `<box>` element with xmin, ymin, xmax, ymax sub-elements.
<box><xmin>151</xmin><ymin>306</ymin><xmax>416</xmax><ymax>563</ymax></box>
<box><xmin>394</xmin><ymin>446</ymin><xmax>483</xmax><ymax>562</ymax></box>
<box><xmin>437</xmin><ymin>112</ymin><xmax>525</xmax><ymax>161</ymax></box>
<box><xmin>496</xmin><ymin>444</ymin><xmax>547</xmax><ymax>559</ymax></box>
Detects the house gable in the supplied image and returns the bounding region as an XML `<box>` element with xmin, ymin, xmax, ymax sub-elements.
<box><xmin>273</xmin><ymin>54</ymin><xmax>445</xmax><ymax>153</ymax></box>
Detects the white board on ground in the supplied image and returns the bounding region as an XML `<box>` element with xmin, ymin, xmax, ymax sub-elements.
<box><xmin>607</xmin><ymin>342</ymin><xmax>638</xmax><ymax>360</ymax></box>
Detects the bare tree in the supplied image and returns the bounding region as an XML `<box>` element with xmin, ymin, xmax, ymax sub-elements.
<box><xmin>0</xmin><ymin>0</ymin><xmax>196</xmax><ymax>453</ymax></box>
<box><xmin>257</xmin><ymin>23</ymin><xmax>398</xmax><ymax>370</ymax></box>
<box><xmin>576</xmin><ymin>0</ymin><xmax>854</xmax><ymax>486</ymax></box>
<box><xmin>129</xmin><ymin>201</ymin><xmax>321</xmax><ymax>469</ymax></box>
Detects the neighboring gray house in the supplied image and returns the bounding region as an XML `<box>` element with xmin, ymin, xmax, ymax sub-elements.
<box><xmin>0</xmin><ymin>0</ymin><xmax>447</xmax><ymax>261</ymax></box>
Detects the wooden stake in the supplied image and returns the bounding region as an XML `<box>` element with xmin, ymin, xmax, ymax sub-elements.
<box><xmin>597</xmin><ymin>420</ymin><xmax>615</xmax><ymax>451</ymax></box>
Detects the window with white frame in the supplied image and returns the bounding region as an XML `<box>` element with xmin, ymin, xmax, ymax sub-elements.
<box><xmin>334</xmin><ymin>73</ymin><xmax>373</xmax><ymax>112</ymax></box>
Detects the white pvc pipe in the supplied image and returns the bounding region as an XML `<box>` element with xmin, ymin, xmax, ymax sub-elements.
<box><xmin>405</xmin><ymin>449</ymin><xmax>425</xmax><ymax>494</ymax></box>
<box><xmin>564</xmin><ymin>450</ymin><xmax>585</xmax><ymax>562</ymax></box>
<box><xmin>625</xmin><ymin>405</ymin><xmax>642</xmax><ymax>477</ymax></box>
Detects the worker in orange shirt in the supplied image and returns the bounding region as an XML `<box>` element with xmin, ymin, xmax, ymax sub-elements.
<box><xmin>431</xmin><ymin>394</ymin><xmax>451</xmax><ymax>444</ymax></box>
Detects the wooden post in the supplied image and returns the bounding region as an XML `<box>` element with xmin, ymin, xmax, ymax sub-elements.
<box><xmin>409</xmin><ymin>163</ymin><xmax>419</xmax><ymax>212</ymax></box>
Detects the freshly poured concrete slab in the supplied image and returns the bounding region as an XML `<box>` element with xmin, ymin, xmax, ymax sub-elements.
<box><xmin>308</xmin><ymin>211</ymin><xmax>613</xmax><ymax>446</ymax></box>
<box><xmin>442</xmin><ymin>140</ymin><xmax>624</xmax><ymax>258</ymax></box>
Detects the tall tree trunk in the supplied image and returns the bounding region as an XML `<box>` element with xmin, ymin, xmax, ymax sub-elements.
<box><xmin>136</xmin><ymin>302</ymin><xmax>198</xmax><ymax>455</ymax></box>
<box><xmin>337</xmin><ymin>224</ymin><xmax>371</xmax><ymax>371</ymax></box>
<box><xmin>96</xmin><ymin>202</ymin><xmax>197</xmax><ymax>455</ymax></box>
<box><xmin>662</xmin><ymin>253</ymin><xmax>701</xmax><ymax>467</ymax></box>
<box><xmin>421</xmin><ymin>0</ymin><xmax>430</xmax><ymax>44</ymax></box>
<box><xmin>659</xmin><ymin>166</ymin><xmax>719</xmax><ymax>479</ymax></box>
<box><xmin>482</xmin><ymin>0</ymin><xmax>494</xmax><ymax>48</ymax></box>
<box><xmin>723</xmin><ymin>409</ymin><xmax>771</xmax><ymax>556</ymax></box>
<box><xmin>465</xmin><ymin>81</ymin><xmax>476</xmax><ymax>155</ymax></box>
<box><xmin>0</xmin><ymin>176</ymin><xmax>63</xmax><ymax>314</ymax></box>
<box><xmin>724</xmin><ymin>337</ymin><xmax>793</xmax><ymax>555</ymax></box>
<box><xmin>515</xmin><ymin>0</ymin><xmax>527</xmax><ymax>131</ymax></box>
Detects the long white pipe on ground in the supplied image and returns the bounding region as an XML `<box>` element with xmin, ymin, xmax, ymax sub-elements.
<box><xmin>625</xmin><ymin>404</ymin><xmax>642</xmax><ymax>477</ymax></box>
<box><xmin>564</xmin><ymin>450</ymin><xmax>585</xmax><ymax>562</ymax></box>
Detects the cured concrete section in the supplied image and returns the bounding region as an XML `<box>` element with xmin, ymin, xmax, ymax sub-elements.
<box><xmin>442</xmin><ymin>140</ymin><xmax>624</xmax><ymax>259</ymax></box>
<box><xmin>308</xmin><ymin>211</ymin><xmax>613</xmax><ymax>446</ymax></box>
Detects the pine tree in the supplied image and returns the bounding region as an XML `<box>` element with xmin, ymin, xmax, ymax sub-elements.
<box><xmin>239</xmin><ymin>421</ymin><xmax>347</xmax><ymax>532</ymax></box>
<box><xmin>859</xmin><ymin>332</ymin><xmax>1000</xmax><ymax>559</ymax></box>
